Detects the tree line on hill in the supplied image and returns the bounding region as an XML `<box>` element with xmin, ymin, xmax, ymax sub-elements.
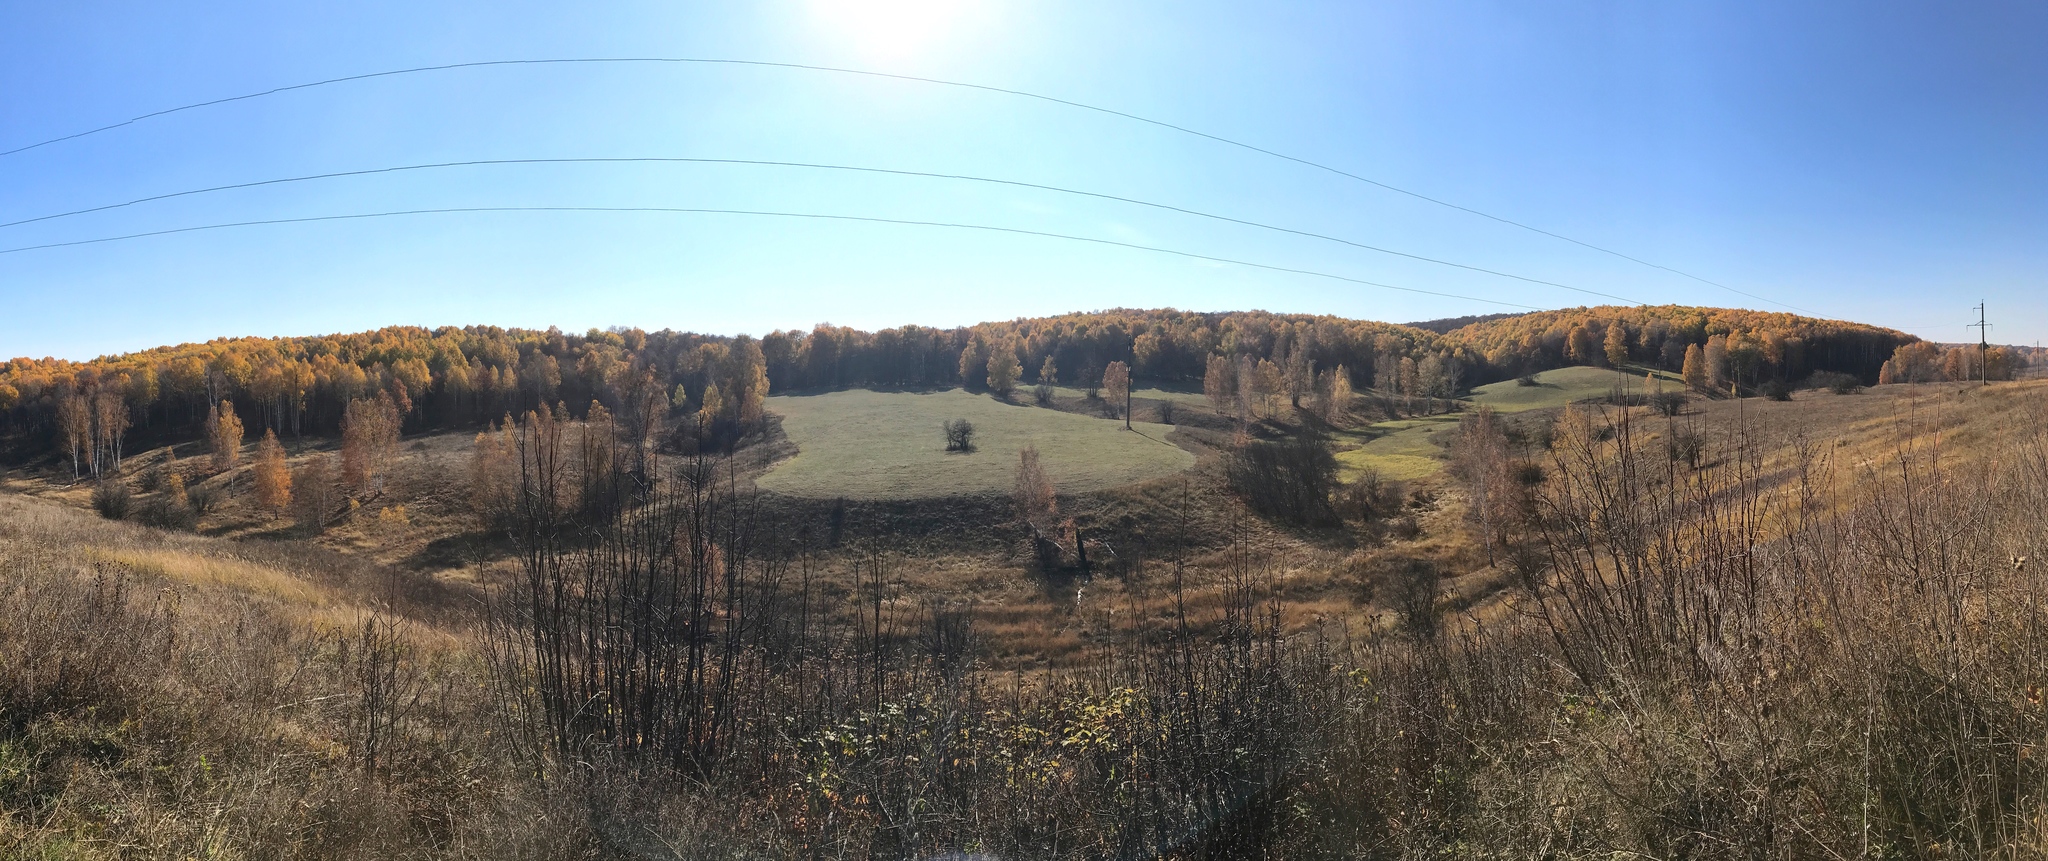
<box><xmin>0</xmin><ymin>305</ymin><xmax>1959</xmax><ymax>472</ymax></box>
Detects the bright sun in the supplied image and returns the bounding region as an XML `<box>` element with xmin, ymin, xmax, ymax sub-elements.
<box><xmin>809</xmin><ymin>0</ymin><xmax>983</xmax><ymax>61</ymax></box>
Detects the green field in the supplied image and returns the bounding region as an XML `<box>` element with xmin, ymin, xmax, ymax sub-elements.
<box><xmin>1333</xmin><ymin>367</ymin><xmax>1645</xmax><ymax>480</ymax></box>
<box><xmin>1333</xmin><ymin>416</ymin><xmax>1460</xmax><ymax>481</ymax></box>
<box><xmin>1466</xmin><ymin>366</ymin><xmax>1642</xmax><ymax>412</ymax></box>
<box><xmin>758</xmin><ymin>389</ymin><xmax>1194</xmax><ymax>499</ymax></box>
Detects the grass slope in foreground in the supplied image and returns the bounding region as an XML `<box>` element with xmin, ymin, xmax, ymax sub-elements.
<box><xmin>757</xmin><ymin>389</ymin><xmax>1193</xmax><ymax>499</ymax></box>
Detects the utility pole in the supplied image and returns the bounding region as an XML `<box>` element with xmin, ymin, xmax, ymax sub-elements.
<box><xmin>1968</xmin><ymin>303</ymin><xmax>1990</xmax><ymax>384</ymax></box>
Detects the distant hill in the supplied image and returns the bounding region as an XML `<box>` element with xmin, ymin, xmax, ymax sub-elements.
<box><xmin>1401</xmin><ymin>312</ymin><xmax>1525</xmax><ymax>335</ymax></box>
<box><xmin>1440</xmin><ymin>304</ymin><xmax>1917</xmax><ymax>384</ymax></box>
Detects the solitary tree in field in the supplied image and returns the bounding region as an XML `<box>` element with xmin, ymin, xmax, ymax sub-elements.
<box><xmin>1103</xmin><ymin>361</ymin><xmax>1131</xmax><ymax>427</ymax></box>
<box><xmin>1704</xmin><ymin>335</ymin><xmax>1730</xmax><ymax>389</ymax></box>
<box><xmin>1247</xmin><ymin>358</ymin><xmax>1283</xmax><ymax>419</ymax></box>
<box><xmin>1038</xmin><ymin>356</ymin><xmax>1058</xmax><ymax>385</ymax></box>
<box><xmin>1283</xmin><ymin>345</ymin><xmax>1314</xmax><ymax>408</ymax></box>
<box><xmin>1315</xmin><ymin>366</ymin><xmax>1353</xmax><ymax>424</ymax></box>
<box><xmin>468</xmin><ymin>415</ymin><xmax>517</xmax><ymax>525</ymax></box>
<box><xmin>1450</xmin><ymin>407</ymin><xmax>1514</xmax><ymax>564</ymax></box>
<box><xmin>1682</xmin><ymin>344</ymin><xmax>1709</xmax><ymax>391</ymax></box>
<box><xmin>944</xmin><ymin>418</ymin><xmax>977</xmax><ymax>452</ymax></box>
<box><xmin>253</xmin><ymin>429</ymin><xmax>291</xmax><ymax>515</ymax></box>
<box><xmin>987</xmin><ymin>346</ymin><xmax>1022</xmax><ymax>399</ymax></box>
<box><xmin>1013</xmin><ymin>444</ymin><xmax>1056</xmax><ymax>528</ymax></box>
<box><xmin>208</xmin><ymin>400</ymin><xmax>244</xmax><ymax>473</ymax></box>
<box><xmin>1204</xmin><ymin>354</ymin><xmax>1236</xmax><ymax>415</ymax></box>
<box><xmin>292</xmin><ymin>453</ymin><xmax>338</xmax><ymax>529</ymax></box>
<box><xmin>341</xmin><ymin>394</ymin><xmax>401</xmax><ymax>495</ymax></box>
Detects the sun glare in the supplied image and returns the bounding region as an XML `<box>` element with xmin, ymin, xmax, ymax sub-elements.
<box><xmin>808</xmin><ymin>0</ymin><xmax>983</xmax><ymax>61</ymax></box>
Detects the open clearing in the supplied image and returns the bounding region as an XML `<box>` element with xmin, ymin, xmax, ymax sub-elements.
<box><xmin>1334</xmin><ymin>416</ymin><xmax>1460</xmax><ymax>481</ymax></box>
<box><xmin>758</xmin><ymin>388</ymin><xmax>1193</xmax><ymax>499</ymax></box>
<box><xmin>1335</xmin><ymin>367</ymin><xmax>1643</xmax><ymax>480</ymax></box>
<box><xmin>1467</xmin><ymin>366</ymin><xmax>1642</xmax><ymax>412</ymax></box>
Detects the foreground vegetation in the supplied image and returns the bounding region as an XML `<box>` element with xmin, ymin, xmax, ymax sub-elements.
<box><xmin>5</xmin><ymin>374</ymin><xmax>2046</xmax><ymax>857</ymax></box>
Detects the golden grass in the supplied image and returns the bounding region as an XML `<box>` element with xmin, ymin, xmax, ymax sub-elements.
<box><xmin>84</xmin><ymin>546</ymin><xmax>332</xmax><ymax>607</ymax></box>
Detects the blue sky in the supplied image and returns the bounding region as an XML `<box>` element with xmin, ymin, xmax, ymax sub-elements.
<box><xmin>2</xmin><ymin>0</ymin><xmax>2042</xmax><ymax>360</ymax></box>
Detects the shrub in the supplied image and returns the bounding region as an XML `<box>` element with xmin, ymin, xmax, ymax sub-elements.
<box><xmin>1033</xmin><ymin>384</ymin><xmax>1054</xmax><ymax>406</ymax></box>
<box><xmin>1649</xmin><ymin>390</ymin><xmax>1688</xmax><ymax>417</ymax></box>
<box><xmin>1761</xmin><ymin>378</ymin><xmax>1792</xmax><ymax>401</ymax></box>
<box><xmin>1156</xmin><ymin>400</ymin><xmax>1176</xmax><ymax>425</ymax></box>
<box><xmin>137</xmin><ymin>496</ymin><xmax>198</xmax><ymax>531</ymax></box>
<box><xmin>1805</xmin><ymin>370</ymin><xmax>1864</xmax><ymax>394</ymax></box>
<box><xmin>1668</xmin><ymin>424</ymin><xmax>1706</xmax><ymax>468</ymax></box>
<box><xmin>91</xmin><ymin>481</ymin><xmax>132</xmax><ymax>520</ymax></box>
<box><xmin>1227</xmin><ymin>433</ymin><xmax>1341</xmax><ymax>527</ymax></box>
<box><xmin>1335</xmin><ymin>469</ymin><xmax>1402</xmax><ymax>522</ymax></box>
<box><xmin>186</xmin><ymin>482</ymin><xmax>220</xmax><ymax>516</ymax></box>
<box><xmin>942</xmin><ymin>418</ymin><xmax>977</xmax><ymax>452</ymax></box>
<box><xmin>1515</xmin><ymin>374</ymin><xmax>1540</xmax><ymax>387</ymax></box>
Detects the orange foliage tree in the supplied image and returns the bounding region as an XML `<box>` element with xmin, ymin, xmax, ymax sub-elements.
<box><xmin>253</xmin><ymin>429</ymin><xmax>291</xmax><ymax>514</ymax></box>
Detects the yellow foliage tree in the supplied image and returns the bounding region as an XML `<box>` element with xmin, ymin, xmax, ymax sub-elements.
<box><xmin>208</xmin><ymin>400</ymin><xmax>244</xmax><ymax>473</ymax></box>
<box><xmin>986</xmin><ymin>345</ymin><xmax>1022</xmax><ymax>399</ymax></box>
<box><xmin>1682</xmin><ymin>344</ymin><xmax>1709</xmax><ymax>392</ymax></box>
<box><xmin>253</xmin><ymin>429</ymin><xmax>291</xmax><ymax>515</ymax></box>
<box><xmin>1102</xmin><ymin>361</ymin><xmax>1131</xmax><ymax>427</ymax></box>
<box><xmin>341</xmin><ymin>395</ymin><xmax>401</xmax><ymax>495</ymax></box>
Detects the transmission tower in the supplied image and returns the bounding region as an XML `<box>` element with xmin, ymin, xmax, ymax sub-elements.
<box><xmin>1968</xmin><ymin>303</ymin><xmax>1991</xmax><ymax>384</ymax></box>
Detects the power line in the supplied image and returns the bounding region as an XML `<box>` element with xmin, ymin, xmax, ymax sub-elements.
<box><xmin>0</xmin><ymin>156</ymin><xmax>1646</xmax><ymax>305</ymax></box>
<box><xmin>0</xmin><ymin>55</ymin><xmax>1803</xmax><ymax>313</ymax></box>
<box><xmin>0</xmin><ymin>205</ymin><xmax>1547</xmax><ymax>311</ymax></box>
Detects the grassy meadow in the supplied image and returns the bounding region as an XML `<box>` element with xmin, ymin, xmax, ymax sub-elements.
<box><xmin>1333</xmin><ymin>366</ymin><xmax>1644</xmax><ymax>480</ymax></box>
<box><xmin>757</xmin><ymin>388</ymin><xmax>1193</xmax><ymax>499</ymax></box>
<box><xmin>1464</xmin><ymin>364</ymin><xmax>1644</xmax><ymax>412</ymax></box>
